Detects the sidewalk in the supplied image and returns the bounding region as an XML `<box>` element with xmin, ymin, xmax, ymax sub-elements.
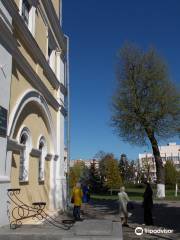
<box><xmin>0</xmin><ymin>199</ymin><xmax>179</xmax><ymax>240</ymax></box>
<box><xmin>0</xmin><ymin>220</ymin><xmax>122</xmax><ymax>240</ymax></box>
<box><xmin>86</xmin><ymin>199</ymin><xmax>180</xmax><ymax>240</ymax></box>
<box><xmin>123</xmin><ymin>201</ymin><xmax>180</xmax><ymax>240</ymax></box>
<box><xmin>0</xmin><ymin>206</ymin><xmax>122</xmax><ymax>240</ymax></box>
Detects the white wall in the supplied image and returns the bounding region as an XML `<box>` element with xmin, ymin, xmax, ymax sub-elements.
<box><xmin>0</xmin><ymin>1</ymin><xmax>12</xmax><ymax>226</ymax></box>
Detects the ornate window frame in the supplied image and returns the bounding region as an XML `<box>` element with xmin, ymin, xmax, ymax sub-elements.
<box><xmin>18</xmin><ymin>127</ymin><xmax>32</xmax><ymax>182</ymax></box>
<box><xmin>38</xmin><ymin>136</ymin><xmax>47</xmax><ymax>182</ymax></box>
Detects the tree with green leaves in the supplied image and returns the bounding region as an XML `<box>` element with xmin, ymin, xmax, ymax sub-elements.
<box><xmin>69</xmin><ymin>161</ymin><xmax>88</xmax><ymax>188</ymax></box>
<box><xmin>165</xmin><ymin>160</ymin><xmax>177</xmax><ymax>185</ymax></box>
<box><xmin>119</xmin><ymin>154</ymin><xmax>136</xmax><ymax>183</ymax></box>
<box><xmin>119</xmin><ymin>154</ymin><xmax>129</xmax><ymax>183</ymax></box>
<box><xmin>89</xmin><ymin>159</ymin><xmax>101</xmax><ymax>193</ymax></box>
<box><xmin>111</xmin><ymin>43</ymin><xmax>180</xmax><ymax>197</ymax></box>
<box><xmin>99</xmin><ymin>153</ymin><xmax>114</xmax><ymax>184</ymax></box>
<box><xmin>104</xmin><ymin>157</ymin><xmax>122</xmax><ymax>195</ymax></box>
<box><xmin>127</xmin><ymin>160</ymin><xmax>136</xmax><ymax>183</ymax></box>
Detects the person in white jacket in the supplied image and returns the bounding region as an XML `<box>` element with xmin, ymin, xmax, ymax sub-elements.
<box><xmin>118</xmin><ymin>186</ymin><xmax>130</xmax><ymax>226</ymax></box>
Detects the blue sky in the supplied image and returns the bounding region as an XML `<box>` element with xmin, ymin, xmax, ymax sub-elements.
<box><xmin>62</xmin><ymin>0</ymin><xmax>180</xmax><ymax>161</ymax></box>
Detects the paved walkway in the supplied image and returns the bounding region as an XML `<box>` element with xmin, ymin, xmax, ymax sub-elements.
<box><xmin>85</xmin><ymin>199</ymin><xmax>180</xmax><ymax>240</ymax></box>
<box><xmin>0</xmin><ymin>199</ymin><xmax>179</xmax><ymax>239</ymax></box>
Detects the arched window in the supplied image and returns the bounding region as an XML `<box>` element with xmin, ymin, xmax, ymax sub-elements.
<box><xmin>19</xmin><ymin>127</ymin><xmax>31</xmax><ymax>182</ymax></box>
<box><xmin>38</xmin><ymin>136</ymin><xmax>47</xmax><ymax>182</ymax></box>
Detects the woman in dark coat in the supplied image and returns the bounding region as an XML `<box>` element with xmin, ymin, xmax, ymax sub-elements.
<box><xmin>143</xmin><ymin>182</ymin><xmax>154</xmax><ymax>225</ymax></box>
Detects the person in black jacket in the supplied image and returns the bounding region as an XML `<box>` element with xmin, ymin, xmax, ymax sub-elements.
<box><xmin>143</xmin><ymin>182</ymin><xmax>154</xmax><ymax>225</ymax></box>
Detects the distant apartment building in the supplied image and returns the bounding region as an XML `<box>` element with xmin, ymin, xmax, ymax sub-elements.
<box><xmin>139</xmin><ymin>143</ymin><xmax>180</xmax><ymax>181</ymax></box>
<box><xmin>0</xmin><ymin>0</ymin><xmax>69</xmax><ymax>226</ymax></box>
<box><xmin>70</xmin><ymin>159</ymin><xmax>99</xmax><ymax>169</ymax></box>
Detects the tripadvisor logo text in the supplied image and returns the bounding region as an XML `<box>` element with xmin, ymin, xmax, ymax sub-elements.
<box><xmin>135</xmin><ymin>227</ymin><xmax>173</xmax><ymax>236</ymax></box>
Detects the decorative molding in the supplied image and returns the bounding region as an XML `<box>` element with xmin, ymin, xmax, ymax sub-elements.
<box><xmin>54</xmin><ymin>155</ymin><xmax>59</xmax><ymax>161</ymax></box>
<box><xmin>1</xmin><ymin>0</ymin><xmax>62</xmax><ymax>90</ymax></box>
<box><xmin>60</xmin><ymin>83</ymin><xmax>67</xmax><ymax>96</ymax></box>
<box><xmin>30</xmin><ymin>148</ymin><xmax>41</xmax><ymax>157</ymax></box>
<box><xmin>45</xmin><ymin>153</ymin><xmax>53</xmax><ymax>161</ymax></box>
<box><xmin>40</xmin><ymin>0</ymin><xmax>66</xmax><ymax>52</ymax></box>
<box><xmin>36</xmin><ymin>3</ymin><xmax>48</xmax><ymax>26</ymax></box>
<box><xmin>19</xmin><ymin>181</ymin><xmax>29</xmax><ymax>185</ymax></box>
<box><xmin>7</xmin><ymin>138</ymin><xmax>25</xmax><ymax>151</ymax></box>
<box><xmin>60</xmin><ymin>105</ymin><xmax>67</xmax><ymax>117</ymax></box>
<box><xmin>56</xmin><ymin>48</ymin><xmax>66</xmax><ymax>61</ymax></box>
<box><xmin>8</xmin><ymin>90</ymin><xmax>56</xmax><ymax>154</ymax></box>
<box><xmin>0</xmin><ymin>3</ymin><xmax>13</xmax><ymax>32</ymax></box>
<box><xmin>29</xmin><ymin>0</ymin><xmax>39</xmax><ymax>7</ymax></box>
<box><xmin>0</xmin><ymin>18</ymin><xmax>60</xmax><ymax>111</ymax></box>
<box><xmin>0</xmin><ymin>175</ymin><xmax>10</xmax><ymax>183</ymax></box>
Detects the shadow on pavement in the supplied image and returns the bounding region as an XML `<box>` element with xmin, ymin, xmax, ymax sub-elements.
<box><xmin>88</xmin><ymin>198</ymin><xmax>180</xmax><ymax>237</ymax></box>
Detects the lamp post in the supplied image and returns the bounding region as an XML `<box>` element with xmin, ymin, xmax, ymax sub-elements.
<box><xmin>65</xmin><ymin>35</ymin><xmax>70</xmax><ymax>209</ymax></box>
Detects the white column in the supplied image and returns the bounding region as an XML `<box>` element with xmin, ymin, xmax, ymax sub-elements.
<box><xmin>54</xmin><ymin>50</ymin><xmax>66</xmax><ymax>209</ymax></box>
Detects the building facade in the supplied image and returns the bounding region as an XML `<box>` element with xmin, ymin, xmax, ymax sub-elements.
<box><xmin>70</xmin><ymin>159</ymin><xmax>100</xmax><ymax>169</ymax></box>
<box><xmin>0</xmin><ymin>0</ymin><xmax>69</xmax><ymax>226</ymax></box>
<box><xmin>139</xmin><ymin>143</ymin><xmax>180</xmax><ymax>182</ymax></box>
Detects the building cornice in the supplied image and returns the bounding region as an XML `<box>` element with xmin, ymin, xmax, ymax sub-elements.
<box><xmin>40</xmin><ymin>0</ymin><xmax>67</xmax><ymax>52</ymax></box>
<box><xmin>1</xmin><ymin>0</ymin><xmax>64</xmax><ymax>91</ymax></box>
<box><xmin>7</xmin><ymin>138</ymin><xmax>25</xmax><ymax>152</ymax></box>
<box><xmin>46</xmin><ymin>153</ymin><xmax>53</xmax><ymax>161</ymax></box>
<box><xmin>30</xmin><ymin>149</ymin><xmax>54</xmax><ymax>161</ymax></box>
<box><xmin>30</xmin><ymin>148</ymin><xmax>41</xmax><ymax>157</ymax></box>
<box><xmin>0</xmin><ymin>17</ymin><xmax>60</xmax><ymax>111</ymax></box>
<box><xmin>60</xmin><ymin>83</ymin><xmax>67</xmax><ymax>96</ymax></box>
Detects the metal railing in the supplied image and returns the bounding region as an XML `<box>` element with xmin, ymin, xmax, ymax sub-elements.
<box><xmin>7</xmin><ymin>188</ymin><xmax>75</xmax><ymax>230</ymax></box>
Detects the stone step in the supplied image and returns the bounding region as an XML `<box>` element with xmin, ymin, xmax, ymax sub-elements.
<box><xmin>0</xmin><ymin>220</ymin><xmax>123</xmax><ymax>240</ymax></box>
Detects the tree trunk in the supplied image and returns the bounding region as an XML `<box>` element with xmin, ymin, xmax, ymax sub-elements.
<box><xmin>145</xmin><ymin>128</ymin><xmax>165</xmax><ymax>198</ymax></box>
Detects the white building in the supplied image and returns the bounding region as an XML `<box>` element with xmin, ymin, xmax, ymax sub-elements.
<box><xmin>70</xmin><ymin>159</ymin><xmax>99</xmax><ymax>169</ymax></box>
<box><xmin>139</xmin><ymin>143</ymin><xmax>180</xmax><ymax>181</ymax></box>
<box><xmin>0</xmin><ymin>1</ymin><xmax>13</xmax><ymax>226</ymax></box>
<box><xmin>0</xmin><ymin>0</ymin><xmax>69</xmax><ymax>226</ymax></box>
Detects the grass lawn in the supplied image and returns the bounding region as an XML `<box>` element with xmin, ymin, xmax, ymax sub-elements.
<box><xmin>91</xmin><ymin>187</ymin><xmax>180</xmax><ymax>201</ymax></box>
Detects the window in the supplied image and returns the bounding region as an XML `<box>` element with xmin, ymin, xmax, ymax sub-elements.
<box><xmin>22</xmin><ymin>0</ymin><xmax>31</xmax><ymax>26</ymax></box>
<box><xmin>47</xmin><ymin>30</ymin><xmax>56</xmax><ymax>71</ymax></box>
<box><xmin>48</xmin><ymin>45</ymin><xmax>53</xmax><ymax>64</ymax></box>
<box><xmin>38</xmin><ymin>137</ymin><xmax>47</xmax><ymax>182</ymax></box>
<box><xmin>19</xmin><ymin>127</ymin><xmax>31</xmax><ymax>182</ymax></box>
<box><xmin>20</xmin><ymin>0</ymin><xmax>36</xmax><ymax>36</ymax></box>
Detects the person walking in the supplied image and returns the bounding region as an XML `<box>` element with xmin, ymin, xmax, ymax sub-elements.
<box><xmin>118</xmin><ymin>186</ymin><xmax>130</xmax><ymax>227</ymax></box>
<box><xmin>82</xmin><ymin>183</ymin><xmax>90</xmax><ymax>214</ymax></box>
<box><xmin>143</xmin><ymin>182</ymin><xmax>154</xmax><ymax>225</ymax></box>
<box><xmin>72</xmin><ymin>182</ymin><xmax>83</xmax><ymax>221</ymax></box>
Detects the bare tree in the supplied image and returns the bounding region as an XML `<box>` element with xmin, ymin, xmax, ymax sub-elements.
<box><xmin>111</xmin><ymin>43</ymin><xmax>180</xmax><ymax>197</ymax></box>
